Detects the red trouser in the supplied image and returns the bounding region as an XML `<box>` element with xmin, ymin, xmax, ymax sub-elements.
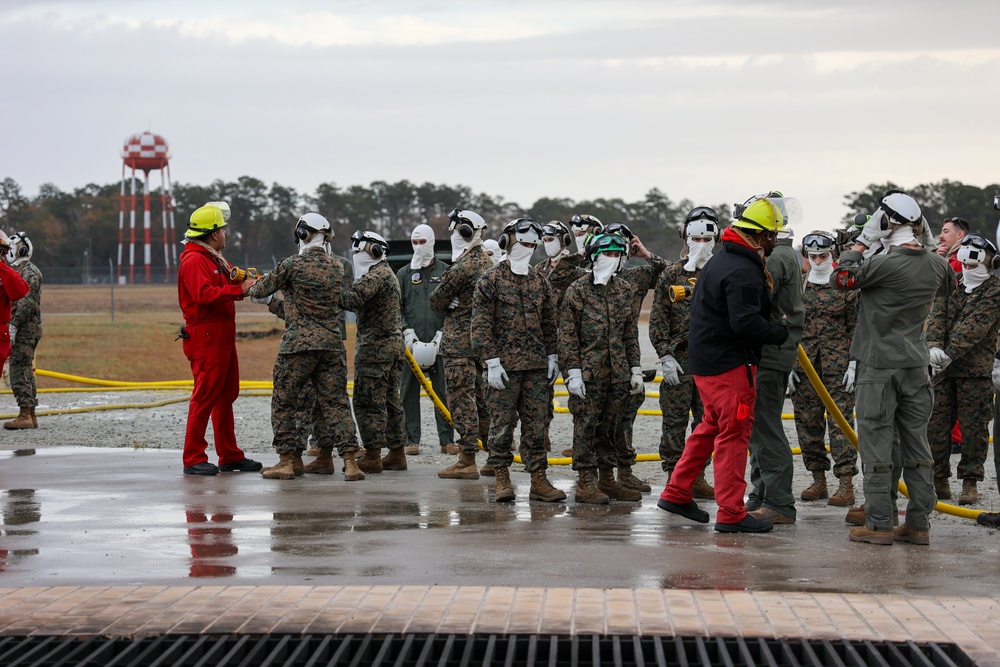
<box><xmin>182</xmin><ymin>321</ymin><xmax>245</xmax><ymax>467</ymax></box>
<box><xmin>661</xmin><ymin>365</ymin><xmax>757</xmax><ymax>524</ymax></box>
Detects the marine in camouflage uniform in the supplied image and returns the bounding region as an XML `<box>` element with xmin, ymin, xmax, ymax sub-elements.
<box><xmin>792</xmin><ymin>268</ymin><xmax>859</xmax><ymax>501</ymax></box>
<box><xmin>472</xmin><ymin>234</ymin><xmax>565</xmax><ymax>502</ymax></box>
<box><xmin>559</xmin><ymin>234</ymin><xmax>643</xmax><ymax>503</ymax></box>
<box><xmin>926</xmin><ymin>266</ymin><xmax>1000</xmax><ymax>504</ymax></box>
<box><xmin>341</xmin><ymin>257</ymin><xmax>407</xmax><ymax>471</ymax></box>
<box><xmin>649</xmin><ymin>260</ymin><xmax>705</xmax><ymax>474</ymax></box>
<box><xmin>429</xmin><ymin>241</ymin><xmax>493</xmax><ymax>478</ymax></box>
<box><xmin>249</xmin><ymin>242</ymin><xmax>361</xmax><ymax>479</ymax></box>
<box><xmin>5</xmin><ymin>249</ymin><xmax>42</xmax><ymax>429</ymax></box>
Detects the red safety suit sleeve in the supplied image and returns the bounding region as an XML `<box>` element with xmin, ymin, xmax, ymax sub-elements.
<box><xmin>0</xmin><ymin>263</ymin><xmax>30</xmax><ymax>302</ymax></box>
<box><xmin>180</xmin><ymin>253</ymin><xmax>244</xmax><ymax>308</ymax></box>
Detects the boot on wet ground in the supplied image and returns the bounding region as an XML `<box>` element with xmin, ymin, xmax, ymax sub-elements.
<box><xmin>404</xmin><ymin>443</ymin><xmax>420</xmax><ymax>455</ymax></box>
<box><xmin>261</xmin><ymin>453</ymin><xmax>296</xmax><ymax>480</ymax></box>
<box><xmin>893</xmin><ymin>523</ymin><xmax>930</xmax><ymax>545</ymax></box>
<box><xmin>934</xmin><ymin>477</ymin><xmax>951</xmax><ymax>500</ymax></box>
<box><xmin>597</xmin><ymin>468</ymin><xmax>642</xmax><ymax>502</ymax></box>
<box><xmin>305</xmin><ymin>449</ymin><xmax>335</xmax><ymax>474</ymax></box>
<box><xmin>4</xmin><ymin>407</ymin><xmax>35</xmax><ymax>430</ymax></box>
<box><xmin>959</xmin><ymin>479</ymin><xmax>979</xmax><ymax>505</ymax></box>
<box><xmin>529</xmin><ymin>469</ymin><xmax>566</xmax><ymax>502</ymax></box>
<box><xmin>575</xmin><ymin>469</ymin><xmax>609</xmax><ymax>504</ymax></box>
<box><xmin>305</xmin><ymin>447</ymin><xmax>320</xmax><ymax>457</ymax></box>
<box><xmin>800</xmin><ymin>471</ymin><xmax>828</xmax><ymax>501</ymax></box>
<box><xmin>617</xmin><ymin>466</ymin><xmax>651</xmax><ymax>493</ymax></box>
<box><xmin>480</xmin><ymin>463</ymin><xmax>496</xmax><ymax>477</ymax></box>
<box><xmin>357</xmin><ymin>449</ymin><xmax>383</xmax><ymax>474</ymax></box>
<box><xmin>438</xmin><ymin>451</ymin><xmax>480</xmax><ymax>479</ymax></box>
<box><xmin>342</xmin><ymin>452</ymin><xmax>366</xmax><ymax>481</ymax></box>
<box><xmin>691</xmin><ymin>473</ymin><xmax>715</xmax><ymax>499</ymax></box>
<box><xmin>849</xmin><ymin>525</ymin><xmax>893</xmax><ymax>545</ymax></box>
<box><xmin>495</xmin><ymin>466</ymin><xmax>515</xmax><ymax>503</ymax></box>
<box><xmin>381</xmin><ymin>447</ymin><xmax>407</xmax><ymax>471</ymax></box>
<box><xmin>440</xmin><ymin>443</ymin><xmax>461</xmax><ymax>454</ymax></box>
<box><xmin>827</xmin><ymin>474</ymin><xmax>854</xmax><ymax>507</ymax></box>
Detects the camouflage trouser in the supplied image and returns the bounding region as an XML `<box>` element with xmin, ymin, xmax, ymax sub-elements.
<box><xmin>568</xmin><ymin>375</ymin><xmax>629</xmax><ymax>471</ymax></box>
<box><xmin>485</xmin><ymin>368</ymin><xmax>549</xmax><ymax>472</ymax></box>
<box><xmin>608</xmin><ymin>389</ymin><xmax>645</xmax><ymax>468</ymax></box>
<box><xmin>272</xmin><ymin>350</ymin><xmax>358</xmax><ymax>456</ymax></box>
<box><xmin>9</xmin><ymin>337</ymin><xmax>39</xmax><ymax>408</ymax></box>
<box><xmin>354</xmin><ymin>358</ymin><xmax>406</xmax><ymax>453</ymax></box>
<box><xmin>790</xmin><ymin>361</ymin><xmax>858</xmax><ymax>477</ymax></box>
<box><xmin>658</xmin><ymin>373</ymin><xmax>704</xmax><ymax>472</ymax></box>
<box><xmin>928</xmin><ymin>375</ymin><xmax>992</xmax><ymax>481</ymax></box>
<box><xmin>443</xmin><ymin>356</ymin><xmax>489</xmax><ymax>455</ymax></box>
<box><xmin>401</xmin><ymin>356</ymin><xmax>454</xmax><ymax>446</ymax></box>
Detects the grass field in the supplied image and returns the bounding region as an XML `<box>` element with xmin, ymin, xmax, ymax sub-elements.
<box><xmin>35</xmin><ymin>285</ymin><xmax>355</xmax><ymax>387</ymax></box>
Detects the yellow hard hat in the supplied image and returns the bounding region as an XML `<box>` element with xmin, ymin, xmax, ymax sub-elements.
<box><xmin>731</xmin><ymin>198</ymin><xmax>786</xmax><ymax>233</ymax></box>
<box><xmin>186</xmin><ymin>205</ymin><xmax>227</xmax><ymax>239</ymax></box>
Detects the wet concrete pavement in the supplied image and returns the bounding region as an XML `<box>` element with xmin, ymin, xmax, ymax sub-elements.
<box><xmin>2</xmin><ymin>445</ymin><xmax>998</xmax><ymax>596</ymax></box>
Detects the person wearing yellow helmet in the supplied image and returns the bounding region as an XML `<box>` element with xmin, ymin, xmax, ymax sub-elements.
<box><xmin>0</xmin><ymin>230</ymin><xmax>29</xmax><ymax>424</ymax></box>
<box><xmin>177</xmin><ymin>203</ymin><xmax>261</xmax><ymax>476</ymax></box>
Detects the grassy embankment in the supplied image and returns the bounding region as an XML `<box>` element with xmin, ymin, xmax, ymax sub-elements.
<box><xmin>35</xmin><ymin>285</ymin><xmax>353</xmax><ymax>388</ymax></box>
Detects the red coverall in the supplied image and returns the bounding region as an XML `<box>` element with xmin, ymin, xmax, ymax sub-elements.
<box><xmin>0</xmin><ymin>262</ymin><xmax>30</xmax><ymax>367</ymax></box>
<box><xmin>177</xmin><ymin>243</ymin><xmax>247</xmax><ymax>468</ymax></box>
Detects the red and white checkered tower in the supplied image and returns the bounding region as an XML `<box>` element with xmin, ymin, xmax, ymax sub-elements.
<box><xmin>120</xmin><ymin>132</ymin><xmax>175</xmax><ymax>283</ymax></box>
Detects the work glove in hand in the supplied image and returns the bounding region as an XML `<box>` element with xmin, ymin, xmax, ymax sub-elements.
<box><xmin>993</xmin><ymin>359</ymin><xmax>1000</xmax><ymax>392</ymax></box>
<box><xmin>485</xmin><ymin>357</ymin><xmax>509</xmax><ymax>390</ymax></box>
<box><xmin>629</xmin><ymin>366</ymin><xmax>644</xmax><ymax>395</ymax></box>
<box><xmin>431</xmin><ymin>330</ymin><xmax>443</xmax><ymax>349</ymax></box>
<box><xmin>448</xmin><ymin>297</ymin><xmax>460</xmax><ymax>310</ymax></box>
<box><xmin>403</xmin><ymin>328</ymin><xmax>418</xmax><ymax>350</ymax></box>
<box><xmin>659</xmin><ymin>354</ymin><xmax>682</xmax><ymax>386</ymax></box>
<box><xmin>929</xmin><ymin>347</ymin><xmax>952</xmax><ymax>376</ymax></box>
<box><xmin>842</xmin><ymin>360</ymin><xmax>857</xmax><ymax>393</ymax></box>
<box><xmin>250</xmin><ymin>294</ymin><xmax>273</xmax><ymax>305</ymax></box>
<box><xmin>547</xmin><ymin>354</ymin><xmax>559</xmax><ymax>384</ymax></box>
<box><xmin>858</xmin><ymin>210</ymin><xmax>892</xmax><ymax>247</ymax></box>
<box><xmin>787</xmin><ymin>370</ymin><xmax>800</xmax><ymax>396</ymax></box>
<box><xmin>566</xmin><ymin>368</ymin><xmax>586</xmax><ymax>398</ymax></box>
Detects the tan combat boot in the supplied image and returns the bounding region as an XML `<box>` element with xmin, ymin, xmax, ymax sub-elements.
<box><xmin>305</xmin><ymin>447</ymin><xmax>321</xmax><ymax>457</ymax></box>
<box><xmin>597</xmin><ymin>468</ymin><xmax>642</xmax><ymax>502</ymax></box>
<box><xmin>357</xmin><ymin>449</ymin><xmax>383</xmax><ymax>474</ymax></box>
<box><xmin>828</xmin><ymin>474</ymin><xmax>855</xmax><ymax>507</ymax></box>
<box><xmin>480</xmin><ymin>463</ymin><xmax>496</xmax><ymax>477</ymax></box>
<box><xmin>342</xmin><ymin>451</ymin><xmax>366</xmax><ymax>481</ymax></box>
<box><xmin>692</xmin><ymin>473</ymin><xmax>716</xmax><ymax>499</ymax></box>
<box><xmin>30</xmin><ymin>407</ymin><xmax>37</xmax><ymax>428</ymax></box>
<box><xmin>291</xmin><ymin>452</ymin><xmax>305</xmax><ymax>476</ymax></box>
<box><xmin>305</xmin><ymin>449</ymin><xmax>335</xmax><ymax>474</ymax></box>
<box><xmin>495</xmin><ymin>466</ymin><xmax>515</xmax><ymax>503</ymax></box>
<box><xmin>800</xmin><ymin>471</ymin><xmax>828</xmax><ymax>501</ymax></box>
<box><xmin>562</xmin><ymin>447</ymin><xmax>574</xmax><ymax>458</ymax></box>
<box><xmin>261</xmin><ymin>453</ymin><xmax>296</xmax><ymax>480</ymax></box>
<box><xmin>440</xmin><ymin>443</ymin><xmax>460</xmax><ymax>455</ymax></box>
<box><xmin>575</xmin><ymin>469</ymin><xmax>610</xmax><ymax>504</ymax></box>
<box><xmin>3</xmin><ymin>407</ymin><xmax>35</xmax><ymax>430</ymax></box>
<box><xmin>959</xmin><ymin>479</ymin><xmax>979</xmax><ymax>505</ymax></box>
<box><xmin>438</xmin><ymin>451</ymin><xmax>480</xmax><ymax>479</ymax></box>
<box><xmin>845</xmin><ymin>505</ymin><xmax>866</xmax><ymax>526</ymax></box>
<box><xmin>529</xmin><ymin>469</ymin><xmax>566</xmax><ymax>502</ymax></box>
<box><xmin>381</xmin><ymin>447</ymin><xmax>407</xmax><ymax>471</ymax></box>
<box><xmin>934</xmin><ymin>477</ymin><xmax>951</xmax><ymax>500</ymax></box>
<box><xmin>617</xmin><ymin>466</ymin><xmax>651</xmax><ymax>493</ymax></box>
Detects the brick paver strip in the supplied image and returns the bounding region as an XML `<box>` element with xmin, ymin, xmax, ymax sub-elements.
<box><xmin>0</xmin><ymin>586</ymin><xmax>997</xmax><ymax>663</ymax></box>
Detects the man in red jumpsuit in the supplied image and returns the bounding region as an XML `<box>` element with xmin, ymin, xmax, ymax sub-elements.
<box><xmin>0</xmin><ymin>231</ymin><xmax>29</xmax><ymax>369</ymax></box>
<box><xmin>177</xmin><ymin>204</ymin><xmax>261</xmax><ymax>475</ymax></box>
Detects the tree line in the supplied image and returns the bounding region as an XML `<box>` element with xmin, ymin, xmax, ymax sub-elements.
<box><xmin>0</xmin><ymin>176</ymin><xmax>997</xmax><ymax>278</ymax></box>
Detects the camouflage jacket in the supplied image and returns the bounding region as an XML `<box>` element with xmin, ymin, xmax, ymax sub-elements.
<box><xmin>249</xmin><ymin>247</ymin><xmax>345</xmax><ymax>354</ymax></box>
<box><xmin>649</xmin><ymin>261</ymin><xmax>700</xmax><ymax>367</ymax></box>
<box><xmin>927</xmin><ymin>273</ymin><xmax>1000</xmax><ymax>378</ymax></box>
<box><xmin>531</xmin><ymin>253</ymin><xmax>585</xmax><ymax>312</ymax></box>
<box><xmin>428</xmin><ymin>243</ymin><xmax>492</xmax><ymax>358</ymax></box>
<box><xmin>9</xmin><ymin>260</ymin><xmax>42</xmax><ymax>342</ymax></box>
<box><xmin>471</xmin><ymin>262</ymin><xmax>556</xmax><ymax>371</ymax></box>
<box><xmin>341</xmin><ymin>260</ymin><xmax>404</xmax><ymax>365</ymax></box>
<box><xmin>559</xmin><ymin>274</ymin><xmax>640</xmax><ymax>383</ymax></box>
<box><xmin>268</xmin><ymin>254</ymin><xmax>352</xmax><ymax>339</ymax></box>
<box><xmin>800</xmin><ymin>279</ymin><xmax>858</xmax><ymax>362</ymax></box>
<box><xmin>621</xmin><ymin>254</ymin><xmax>668</xmax><ymax>321</ymax></box>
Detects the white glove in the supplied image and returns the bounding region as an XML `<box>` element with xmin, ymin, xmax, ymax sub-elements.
<box><xmin>486</xmin><ymin>357</ymin><xmax>509</xmax><ymax>390</ymax></box>
<box><xmin>8</xmin><ymin>324</ymin><xmax>14</xmax><ymax>345</ymax></box>
<box><xmin>403</xmin><ymin>328</ymin><xmax>418</xmax><ymax>350</ymax></box>
<box><xmin>448</xmin><ymin>297</ymin><xmax>460</xmax><ymax>310</ymax></box>
<box><xmin>431</xmin><ymin>330</ymin><xmax>443</xmax><ymax>349</ymax></box>
<box><xmin>547</xmin><ymin>354</ymin><xmax>559</xmax><ymax>384</ymax></box>
<box><xmin>629</xmin><ymin>366</ymin><xmax>644</xmax><ymax>395</ymax></box>
<box><xmin>858</xmin><ymin>210</ymin><xmax>892</xmax><ymax>247</ymax></box>
<box><xmin>843</xmin><ymin>360</ymin><xmax>857</xmax><ymax>393</ymax></box>
<box><xmin>250</xmin><ymin>294</ymin><xmax>273</xmax><ymax>305</ymax></box>
<box><xmin>787</xmin><ymin>370</ymin><xmax>800</xmax><ymax>396</ymax></box>
<box><xmin>659</xmin><ymin>354</ymin><xmax>682</xmax><ymax>386</ymax></box>
<box><xmin>566</xmin><ymin>368</ymin><xmax>586</xmax><ymax>398</ymax></box>
<box><xmin>929</xmin><ymin>347</ymin><xmax>952</xmax><ymax>376</ymax></box>
<box><xmin>992</xmin><ymin>359</ymin><xmax>1000</xmax><ymax>392</ymax></box>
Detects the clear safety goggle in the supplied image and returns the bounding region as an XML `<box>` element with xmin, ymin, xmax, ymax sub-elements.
<box><xmin>686</xmin><ymin>206</ymin><xmax>718</xmax><ymax>223</ymax></box>
<box><xmin>960</xmin><ymin>234</ymin><xmax>996</xmax><ymax>253</ymax></box>
<box><xmin>801</xmin><ymin>234</ymin><xmax>835</xmax><ymax>251</ymax></box>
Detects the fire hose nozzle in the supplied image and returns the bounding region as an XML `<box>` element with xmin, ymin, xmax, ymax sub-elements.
<box><xmin>229</xmin><ymin>266</ymin><xmax>259</xmax><ymax>282</ymax></box>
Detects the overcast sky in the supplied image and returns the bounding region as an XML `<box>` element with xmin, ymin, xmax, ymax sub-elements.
<box><xmin>2</xmin><ymin>0</ymin><xmax>999</xmax><ymax>233</ymax></box>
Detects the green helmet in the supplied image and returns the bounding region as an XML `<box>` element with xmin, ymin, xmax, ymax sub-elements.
<box><xmin>585</xmin><ymin>232</ymin><xmax>628</xmax><ymax>264</ymax></box>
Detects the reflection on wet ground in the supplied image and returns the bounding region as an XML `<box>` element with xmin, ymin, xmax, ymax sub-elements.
<box><xmin>1</xmin><ymin>446</ymin><xmax>998</xmax><ymax>593</ymax></box>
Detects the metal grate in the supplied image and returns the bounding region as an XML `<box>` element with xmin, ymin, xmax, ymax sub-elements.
<box><xmin>0</xmin><ymin>633</ymin><xmax>976</xmax><ymax>667</ymax></box>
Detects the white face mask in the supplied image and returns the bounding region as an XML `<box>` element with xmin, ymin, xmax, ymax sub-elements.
<box><xmin>352</xmin><ymin>250</ymin><xmax>382</xmax><ymax>283</ymax></box>
<box><xmin>451</xmin><ymin>230</ymin><xmax>472</xmax><ymax>262</ymax></box>
<box><xmin>508</xmin><ymin>242</ymin><xmax>535</xmax><ymax>275</ymax></box>
<box><xmin>807</xmin><ymin>255</ymin><xmax>835</xmax><ymax>285</ymax></box>
<box><xmin>883</xmin><ymin>225</ymin><xmax>916</xmax><ymax>248</ymax></box>
<box><xmin>574</xmin><ymin>231</ymin><xmax>588</xmax><ymax>255</ymax></box>
<box><xmin>298</xmin><ymin>234</ymin><xmax>327</xmax><ymax>255</ymax></box>
<box><xmin>962</xmin><ymin>263</ymin><xmax>992</xmax><ymax>293</ymax></box>
<box><xmin>410</xmin><ymin>224</ymin><xmax>436</xmax><ymax>269</ymax></box>
<box><xmin>591</xmin><ymin>253</ymin><xmax>620</xmax><ymax>285</ymax></box>
<box><xmin>544</xmin><ymin>239</ymin><xmax>563</xmax><ymax>259</ymax></box>
<box><xmin>683</xmin><ymin>238</ymin><xmax>715</xmax><ymax>271</ymax></box>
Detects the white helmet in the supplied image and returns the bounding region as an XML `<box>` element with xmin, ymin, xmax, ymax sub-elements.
<box><xmin>351</xmin><ymin>230</ymin><xmax>388</xmax><ymax>259</ymax></box>
<box><xmin>7</xmin><ymin>231</ymin><xmax>32</xmax><ymax>264</ymax></box>
<box><xmin>880</xmin><ymin>191</ymin><xmax>921</xmax><ymax>225</ymax></box>
<box><xmin>447</xmin><ymin>209</ymin><xmax>487</xmax><ymax>241</ymax></box>
<box><xmin>411</xmin><ymin>340</ymin><xmax>438</xmax><ymax>369</ymax></box>
<box><xmin>295</xmin><ymin>212</ymin><xmax>332</xmax><ymax>242</ymax></box>
<box><xmin>956</xmin><ymin>234</ymin><xmax>999</xmax><ymax>268</ymax></box>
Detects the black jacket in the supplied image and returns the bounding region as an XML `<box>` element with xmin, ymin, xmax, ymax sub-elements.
<box><xmin>688</xmin><ymin>240</ymin><xmax>789</xmax><ymax>376</ymax></box>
